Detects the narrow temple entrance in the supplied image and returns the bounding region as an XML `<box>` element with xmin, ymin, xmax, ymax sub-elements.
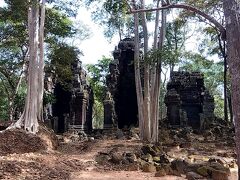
<box><xmin>183</xmin><ymin>105</ymin><xmax>202</xmax><ymax>129</ymax></box>
<box><xmin>52</xmin><ymin>83</ymin><xmax>71</xmax><ymax>133</ymax></box>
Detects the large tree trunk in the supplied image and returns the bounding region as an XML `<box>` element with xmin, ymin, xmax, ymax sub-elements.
<box><xmin>223</xmin><ymin>0</ymin><xmax>240</xmax><ymax>177</ymax></box>
<box><xmin>150</xmin><ymin>0</ymin><xmax>160</xmax><ymax>143</ymax></box>
<box><xmin>9</xmin><ymin>0</ymin><xmax>46</xmax><ymax>133</ymax></box>
<box><xmin>152</xmin><ymin>4</ymin><xmax>167</xmax><ymax>143</ymax></box>
<box><xmin>23</xmin><ymin>1</ymin><xmax>39</xmax><ymax>133</ymax></box>
<box><xmin>132</xmin><ymin>0</ymin><xmax>144</xmax><ymax>140</ymax></box>
<box><xmin>140</xmin><ymin>0</ymin><xmax>151</xmax><ymax>141</ymax></box>
<box><xmin>38</xmin><ymin>0</ymin><xmax>46</xmax><ymax>121</ymax></box>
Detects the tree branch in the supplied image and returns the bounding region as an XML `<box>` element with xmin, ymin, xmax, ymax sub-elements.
<box><xmin>128</xmin><ymin>3</ymin><xmax>226</xmax><ymax>40</ymax></box>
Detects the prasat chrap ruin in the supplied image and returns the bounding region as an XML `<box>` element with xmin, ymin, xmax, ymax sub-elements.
<box><xmin>44</xmin><ymin>38</ymin><xmax>216</xmax><ymax>133</ymax></box>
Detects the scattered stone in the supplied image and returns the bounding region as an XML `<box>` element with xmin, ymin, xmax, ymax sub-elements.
<box><xmin>141</xmin><ymin>153</ymin><xmax>153</xmax><ymax>162</ymax></box>
<box><xmin>153</xmin><ymin>156</ymin><xmax>160</xmax><ymax>163</ymax></box>
<box><xmin>116</xmin><ymin>129</ymin><xmax>125</xmax><ymax>139</ymax></box>
<box><xmin>161</xmin><ymin>163</ymin><xmax>173</xmax><ymax>175</ymax></box>
<box><xmin>110</xmin><ymin>152</ymin><xmax>123</xmax><ymax>164</ymax></box>
<box><xmin>171</xmin><ymin>170</ymin><xmax>182</xmax><ymax>176</ymax></box>
<box><xmin>209</xmin><ymin>162</ymin><xmax>230</xmax><ymax>175</ymax></box>
<box><xmin>125</xmin><ymin>153</ymin><xmax>137</xmax><ymax>163</ymax></box>
<box><xmin>180</xmin><ymin>142</ymin><xmax>192</xmax><ymax>148</ymax></box>
<box><xmin>186</xmin><ymin>171</ymin><xmax>204</xmax><ymax>180</ymax></box>
<box><xmin>228</xmin><ymin>161</ymin><xmax>237</xmax><ymax>168</ymax></box>
<box><xmin>151</xmin><ymin>145</ymin><xmax>162</xmax><ymax>155</ymax></box>
<box><xmin>160</xmin><ymin>154</ymin><xmax>170</xmax><ymax>164</ymax></box>
<box><xmin>208</xmin><ymin>157</ymin><xmax>226</xmax><ymax>166</ymax></box>
<box><xmin>171</xmin><ymin>159</ymin><xmax>189</xmax><ymax>174</ymax></box>
<box><xmin>142</xmin><ymin>163</ymin><xmax>156</xmax><ymax>173</ymax></box>
<box><xmin>126</xmin><ymin>163</ymin><xmax>140</xmax><ymax>171</ymax></box>
<box><xmin>211</xmin><ymin>169</ymin><xmax>229</xmax><ymax>180</ymax></box>
<box><xmin>95</xmin><ymin>154</ymin><xmax>110</xmax><ymax>165</ymax></box>
<box><xmin>155</xmin><ymin>169</ymin><xmax>166</xmax><ymax>177</ymax></box>
<box><xmin>141</xmin><ymin>145</ymin><xmax>157</xmax><ymax>156</ymax></box>
<box><xmin>196</xmin><ymin>166</ymin><xmax>209</xmax><ymax>177</ymax></box>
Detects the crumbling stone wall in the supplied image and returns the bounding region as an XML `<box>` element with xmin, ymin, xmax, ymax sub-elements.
<box><xmin>44</xmin><ymin>59</ymin><xmax>93</xmax><ymax>133</ymax></box>
<box><xmin>164</xmin><ymin>71</ymin><xmax>215</xmax><ymax>129</ymax></box>
<box><xmin>104</xmin><ymin>38</ymin><xmax>138</xmax><ymax>129</ymax></box>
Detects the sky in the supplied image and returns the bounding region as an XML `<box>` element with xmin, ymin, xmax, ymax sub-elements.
<box><xmin>74</xmin><ymin>6</ymin><xmax>119</xmax><ymax>65</ymax></box>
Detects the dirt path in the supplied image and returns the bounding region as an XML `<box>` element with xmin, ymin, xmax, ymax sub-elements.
<box><xmin>68</xmin><ymin>139</ymin><xmax>238</xmax><ymax>180</ymax></box>
<box><xmin>0</xmin><ymin>133</ymin><xmax>238</xmax><ymax>179</ymax></box>
<box><xmin>68</xmin><ymin>139</ymin><xmax>185</xmax><ymax>180</ymax></box>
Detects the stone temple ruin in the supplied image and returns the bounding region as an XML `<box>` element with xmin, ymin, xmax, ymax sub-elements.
<box><xmin>103</xmin><ymin>39</ymin><xmax>216</xmax><ymax>131</ymax></box>
<box><xmin>164</xmin><ymin>71</ymin><xmax>215</xmax><ymax>129</ymax></box>
<box><xmin>44</xmin><ymin>39</ymin><xmax>216</xmax><ymax>134</ymax></box>
<box><xmin>104</xmin><ymin>38</ymin><xmax>138</xmax><ymax>129</ymax></box>
<box><xmin>44</xmin><ymin>59</ymin><xmax>93</xmax><ymax>133</ymax></box>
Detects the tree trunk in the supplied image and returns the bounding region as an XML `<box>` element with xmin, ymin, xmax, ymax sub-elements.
<box><xmin>132</xmin><ymin>0</ymin><xmax>144</xmax><ymax>140</ymax></box>
<box><xmin>140</xmin><ymin>0</ymin><xmax>151</xmax><ymax>141</ymax></box>
<box><xmin>150</xmin><ymin>0</ymin><xmax>160</xmax><ymax>143</ymax></box>
<box><xmin>38</xmin><ymin>0</ymin><xmax>46</xmax><ymax>121</ymax></box>
<box><xmin>153</xmin><ymin>4</ymin><xmax>167</xmax><ymax>143</ymax></box>
<box><xmin>223</xmin><ymin>0</ymin><xmax>240</xmax><ymax>177</ymax></box>
<box><xmin>23</xmin><ymin>1</ymin><xmax>39</xmax><ymax>133</ymax></box>
<box><xmin>9</xmin><ymin>0</ymin><xmax>46</xmax><ymax>133</ymax></box>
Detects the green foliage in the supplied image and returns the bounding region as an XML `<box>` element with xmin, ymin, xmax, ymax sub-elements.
<box><xmin>181</xmin><ymin>52</ymin><xmax>223</xmax><ymax>93</ymax></box>
<box><xmin>45</xmin><ymin>8</ymin><xmax>76</xmax><ymax>39</ymax></box>
<box><xmin>0</xmin><ymin>83</ymin><xmax>9</xmax><ymax>120</ymax></box>
<box><xmin>0</xmin><ymin>0</ymin><xmax>89</xmax><ymax>120</ymax></box>
<box><xmin>214</xmin><ymin>94</ymin><xmax>224</xmax><ymax>118</ymax></box>
<box><xmin>86</xmin><ymin>56</ymin><xmax>112</xmax><ymax>128</ymax></box>
<box><xmin>43</xmin><ymin>92</ymin><xmax>56</xmax><ymax>105</ymax></box>
<box><xmin>180</xmin><ymin>52</ymin><xmax>224</xmax><ymax>119</ymax></box>
<box><xmin>48</xmin><ymin>43</ymin><xmax>81</xmax><ymax>90</ymax></box>
<box><xmin>86</xmin><ymin>56</ymin><xmax>111</xmax><ymax>102</ymax></box>
<box><xmin>84</xmin><ymin>0</ymin><xmax>133</xmax><ymax>39</ymax></box>
<box><xmin>92</xmin><ymin>100</ymin><xmax>104</xmax><ymax>129</ymax></box>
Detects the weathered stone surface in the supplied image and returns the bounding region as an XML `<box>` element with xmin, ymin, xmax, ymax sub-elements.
<box><xmin>126</xmin><ymin>163</ymin><xmax>140</xmax><ymax>171</ymax></box>
<box><xmin>155</xmin><ymin>169</ymin><xmax>167</xmax><ymax>177</ymax></box>
<box><xmin>47</xmin><ymin>58</ymin><xmax>93</xmax><ymax>133</ymax></box>
<box><xmin>194</xmin><ymin>162</ymin><xmax>230</xmax><ymax>179</ymax></box>
<box><xmin>186</xmin><ymin>171</ymin><xmax>205</xmax><ymax>180</ymax></box>
<box><xmin>141</xmin><ymin>153</ymin><xmax>153</xmax><ymax>162</ymax></box>
<box><xmin>161</xmin><ymin>163</ymin><xmax>173</xmax><ymax>175</ymax></box>
<box><xmin>95</xmin><ymin>154</ymin><xmax>110</xmax><ymax>165</ymax></box>
<box><xmin>105</xmin><ymin>38</ymin><xmax>138</xmax><ymax>129</ymax></box>
<box><xmin>153</xmin><ymin>157</ymin><xmax>160</xmax><ymax>163</ymax></box>
<box><xmin>142</xmin><ymin>163</ymin><xmax>156</xmax><ymax>172</ymax></box>
<box><xmin>115</xmin><ymin>129</ymin><xmax>125</xmax><ymax>139</ymax></box>
<box><xmin>125</xmin><ymin>153</ymin><xmax>137</xmax><ymax>163</ymax></box>
<box><xmin>165</xmin><ymin>71</ymin><xmax>215</xmax><ymax>129</ymax></box>
<box><xmin>171</xmin><ymin>159</ymin><xmax>189</xmax><ymax>174</ymax></box>
<box><xmin>141</xmin><ymin>145</ymin><xmax>157</xmax><ymax>156</ymax></box>
<box><xmin>209</xmin><ymin>162</ymin><xmax>230</xmax><ymax>173</ymax></box>
<box><xmin>196</xmin><ymin>166</ymin><xmax>209</xmax><ymax>177</ymax></box>
<box><xmin>110</xmin><ymin>152</ymin><xmax>123</xmax><ymax>164</ymax></box>
<box><xmin>160</xmin><ymin>154</ymin><xmax>170</xmax><ymax>164</ymax></box>
<box><xmin>211</xmin><ymin>169</ymin><xmax>229</xmax><ymax>180</ymax></box>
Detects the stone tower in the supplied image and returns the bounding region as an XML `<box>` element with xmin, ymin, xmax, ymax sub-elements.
<box><xmin>164</xmin><ymin>71</ymin><xmax>215</xmax><ymax>129</ymax></box>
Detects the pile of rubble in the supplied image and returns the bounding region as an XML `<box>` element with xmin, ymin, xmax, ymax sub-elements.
<box><xmin>139</xmin><ymin>144</ymin><xmax>233</xmax><ymax>179</ymax></box>
<box><xmin>95</xmin><ymin>142</ymin><xmax>234</xmax><ymax>180</ymax></box>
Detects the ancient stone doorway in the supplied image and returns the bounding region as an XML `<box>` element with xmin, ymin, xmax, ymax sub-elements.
<box><xmin>183</xmin><ymin>105</ymin><xmax>202</xmax><ymax>129</ymax></box>
<box><xmin>52</xmin><ymin>83</ymin><xmax>71</xmax><ymax>133</ymax></box>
